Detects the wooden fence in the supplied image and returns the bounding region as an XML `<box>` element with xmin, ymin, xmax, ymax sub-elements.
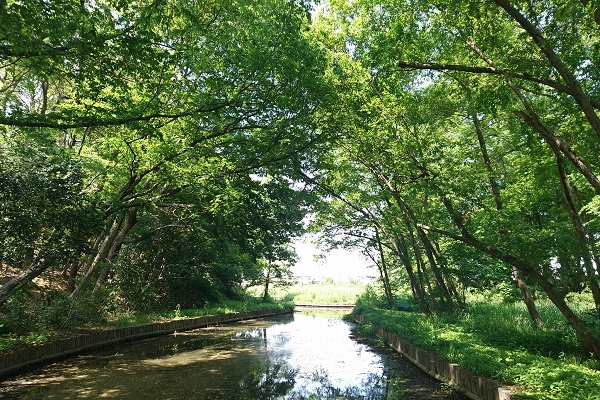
<box><xmin>0</xmin><ymin>307</ymin><xmax>291</xmax><ymax>379</ymax></box>
<box><xmin>354</xmin><ymin>314</ymin><xmax>513</xmax><ymax>400</ymax></box>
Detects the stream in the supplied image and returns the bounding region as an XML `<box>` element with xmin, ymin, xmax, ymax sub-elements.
<box><xmin>0</xmin><ymin>310</ymin><xmax>467</xmax><ymax>399</ymax></box>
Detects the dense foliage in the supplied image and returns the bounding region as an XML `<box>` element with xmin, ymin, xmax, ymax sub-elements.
<box><xmin>2</xmin><ymin>0</ymin><xmax>600</xmax><ymax>387</ymax></box>
<box><xmin>303</xmin><ymin>0</ymin><xmax>600</xmax><ymax>361</ymax></box>
<box><xmin>0</xmin><ymin>0</ymin><xmax>325</xmax><ymax>327</ymax></box>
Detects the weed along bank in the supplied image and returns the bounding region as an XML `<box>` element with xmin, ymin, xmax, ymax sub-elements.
<box><xmin>355</xmin><ymin>314</ymin><xmax>513</xmax><ymax>400</ymax></box>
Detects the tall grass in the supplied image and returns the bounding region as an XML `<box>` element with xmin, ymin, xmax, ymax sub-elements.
<box><xmin>249</xmin><ymin>283</ymin><xmax>366</xmax><ymax>304</ymax></box>
<box><xmin>356</xmin><ymin>290</ymin><xmax>600</xmax><ymax>400</ymax></box>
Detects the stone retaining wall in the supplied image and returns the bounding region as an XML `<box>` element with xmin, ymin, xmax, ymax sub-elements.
<box><xmin>354</xmin><ymin>314</ymin><xmax>513</xmax><ymax>400</ymax></box>
<box><xmin>0</xmin><ymin>307</ymin><xmax>291</xmax><ymax>379</ymax></box>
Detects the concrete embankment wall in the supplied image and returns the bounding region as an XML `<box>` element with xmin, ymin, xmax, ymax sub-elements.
<box><xmin>354</xmin><ymin>314</ymin><xmax>513</xmax><ymax>400</ymax></box>
<box><xmin>0</xmin><ymin>307</ymin><xmax>290</xmax><ymax>379</ymax></box>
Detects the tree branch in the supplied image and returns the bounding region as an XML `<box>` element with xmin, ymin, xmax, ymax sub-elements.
<box><xmin>492</xmin><ymin>0</ymin><xmax>600</xmax><ymax>136</ymax></box>
<box><xmin>0</xmin><ymin>102</ymin><xmax>231</xmax><ymax>129</ymax></box>
<box><xmin>397</xmin><ymin>60</ymin><xmax>600</xmax><ymax>110</ymax></box>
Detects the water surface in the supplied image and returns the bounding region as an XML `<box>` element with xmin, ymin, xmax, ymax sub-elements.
<box><xmin>0</xmin><ymin>310</ymin><xmax>466</xmax><ymax>399</ymax></box>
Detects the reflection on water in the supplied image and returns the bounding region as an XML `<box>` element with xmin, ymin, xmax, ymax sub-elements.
<box><xmin>0</xmin><ymin>310</ymin><xmax>465</xmax><ymax>400</ymax></box>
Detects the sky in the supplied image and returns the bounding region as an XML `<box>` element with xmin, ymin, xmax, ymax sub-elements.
<box><xmin>291</xmin><ymin>234</ymin><xmax>375</xmax><ymax>282</ymax></box>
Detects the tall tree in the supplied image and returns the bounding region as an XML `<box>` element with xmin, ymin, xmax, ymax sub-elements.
<box><xmin>0</xmin><ymin>137</ymin><xmax>101</xmax><ymax>305</ymax></box>
<box><xmin>309</xmin><ymin>0</ymin><xmax>600</xmax><ymax>358</ymax></box>
<box><xmin>1</xmin><ymin>0</ymin><xmax>329</xmax><ymax>303</ymax></box>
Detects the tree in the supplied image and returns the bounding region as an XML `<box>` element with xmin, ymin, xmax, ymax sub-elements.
<box><xmin>238</xmin><ymin>176</ymin><xmax>307</xmax><ymax>301</ymax></box>
<box><xmin>0</xmin><ymin>0</ymin><xmax>330</xmax><ymax>305</ymax></box>
<box><xmin>0</xmin><ymin>136</ymin><xmax>101</xmax><ymax>305</ymax></box>
<box><xmin>307</xmin><ymin>0</ymin><xmax>600</xmax><ymax>358</ymax></box>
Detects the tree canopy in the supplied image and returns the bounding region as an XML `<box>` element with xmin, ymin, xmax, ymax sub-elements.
<box><xmin>1</xmin><ymin>0</ymin><xmax>327</xmax><ymax>310</ymax></box>
<box><xmin>303</xmin><ymin>0</ymin><xmax>600</xmax><ymax>358</ymax></box>
<box><xmin>2</xmin><ymin>0</ymin><xmax>600</xmax><ymax>360</ymax></box>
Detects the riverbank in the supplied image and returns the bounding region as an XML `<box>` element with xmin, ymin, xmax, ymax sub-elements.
<box><xmin>355</xmin><ymin>313</ymin><xmax>512</xmax><ymax>400</ymax></box>
<box><xmin>354</xmin><ymin>297</ymin><xmax>600</xmax><ymax>400</ymax></box>
<box><xmin>0</xmin><ymin>298</ymin><xmax>291</xmax><ymax>354</ymax></box>
<box><xmin>0</xmin><ymin>303</ymin><xmax>292</xmax><ymax>379</ymax></box>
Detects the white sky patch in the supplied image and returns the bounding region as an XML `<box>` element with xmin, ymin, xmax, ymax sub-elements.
<box><xmin>292</xmin><ymin>234</ymin><xmax>374</xmax><ymax>282</ymax></box>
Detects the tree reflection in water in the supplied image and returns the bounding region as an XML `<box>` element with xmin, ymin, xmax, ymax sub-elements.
<box><xmin>240</xmin><ymin>359</ymin><xmax>297</xmax><ymax>399</ymax></box>
<box><xmin>0</xmin><ymin>311</ymin><xmax>465</xmax><ymax>400</ymax></box>
<box><xmin>238</xmin><ymin>358</ymin><xmax>392</xmax><ymax>400</ymax></box>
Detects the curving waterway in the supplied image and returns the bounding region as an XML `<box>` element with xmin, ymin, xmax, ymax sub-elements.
<box><xmin>0</xmin><ymin>310</ymin><xmax>466</xmax><ymax>399</ymax></box>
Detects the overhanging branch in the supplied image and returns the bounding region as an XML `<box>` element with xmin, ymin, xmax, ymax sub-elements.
<box><xmin>397</xmin><ymin>60</ymin><xmax>600</xmax><ymax>110</ymax></box>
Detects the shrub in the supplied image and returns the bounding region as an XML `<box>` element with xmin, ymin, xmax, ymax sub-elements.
<box><xmin>355</xmin><ymin>294</ymin><xmax>600</xmax><ymax>400</ymax></box>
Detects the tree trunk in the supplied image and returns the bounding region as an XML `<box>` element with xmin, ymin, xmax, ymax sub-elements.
<box><xmin>94</xmin><ymin>207</ymin><xmax>139</xmax><ymax>291</ymax></box>
<box><xmin>411</xmin><ymin>227</ymin><xmax>435</xmax><ymax>313</ymax></box>
<box><xmin>0</xmin><ymin>259</ymin><xmax>49</xmax><ymax>306</ymax></box>
<box><xmin>432</xmin><ymin>240</ymin><xmax>466</xmax><ymax>308</ymax></box>
<box><xmin>0</xmin><ymin>230</ymin><xmax>56</xmax><ymax>305</ymax></box>
<box><xmin>552</xmin><ymin>149</ymin><xmax>600</xmax><ymax>317</ymax></box>
<box><xmin>587</xmin><ymin>233</ymin><xmax>600</xmax><ymax>295</ymax></box>
<box><xmin>399</xmin><ymin>201</ymin><xmax>438</xmax><ymax>312</ymax></box>
<box><xmin>376</xmin><ymin>228</ymin><xmax>395</xmax><ymax>309</ymax></box>
<box><xmin>528</xmin><ymin>267</ymin><xmax>600</xmax><ymax>359</ymax></box>
<box><xmin>446</xmin><ymin>274</ymin><xmax>466</xmax><ymax>309</ymax></box>
<box><xmin>418</xmin><ymin>227</ymin><xmax>454</xmax><ymax>310</ymax></box>
<box><xmin>390</xmin><ymin>233</ymin><xmax>430</xmax><ymax>314</ymax></box>
<box><xmin>262</xmin><ymin>262</ymin><xmax>271</xmax><ymax>301</ymax></box>
<box><xmin>71</xmin><ymin>214</ymin><xmax>125</xmax><ymax>297</ymax></box>
<box><xmin>471</xmin><ymin>111</ymin><xmax>544</xmax><ymax>327</ymax></box>
<box><xmin>512</xmin><ymin>266</ymin><xmax>545</xmax><ymax>328</ymax></box>
<box><xmin>64</xmin><ymin>260</ymin><xmax>81</xmax><ymax>293</ymax></box>
<box><xmin>390</xmin><ymin>191</ymin><xmax>452</xmax><ymax>312</ymax></box>
<box><xmin>417</xmin><ymin>255</ymin><xmax>438</xmax><ymax>314</ymax></box>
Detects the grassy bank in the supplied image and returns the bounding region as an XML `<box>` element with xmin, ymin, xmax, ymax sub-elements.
<box><xmin>249</xmin><ymin>282</ymin><xmax>366</xmax><ymax>304</ymax></box>
<box><xmin>0</xmin><ymin>297</ymin><xmax>290</xmax><ymax>353</ymax></box>
<box><xmin>108</xmin><ymin>298</ymin><xmax>292</xmax><ymax>327</ymax></box>
<box><xmin>355</xmin><ymin>292</ymin><xmax>600</xmax><ymax>400</ymax></box>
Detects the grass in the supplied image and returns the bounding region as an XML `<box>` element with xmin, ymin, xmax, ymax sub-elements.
<box><xmin>355</xmin><ymin>291</ymin><xmax>600</xmax><ymax>400</ymax></box>
<box><xmin>248</xmin><ymin>282</ymin><xmax>366</xmax><ymax>304</ymax></box>
<box><xmin>0</xmin><ymin>331</ymin><xmax>59</xmax><ymax>353</ymax></box>
<box><xmin>107</xmin><ymin>298</ymin><xmax>292</xmax><ymax>327</ymax></box>
<box><xmin>0</xmin><ymin>297</ymin><xmax>291</xmax><ymax>352</ymax></box>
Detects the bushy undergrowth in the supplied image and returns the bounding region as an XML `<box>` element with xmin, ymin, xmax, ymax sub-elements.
<box><xmin>0</xmin><ymin>287</ymin><xmax>110</xmax><ymax>333</ymax></box>
<box><xmin>355</xmin><ymin>290</ymin><xmax>600</xmax><ymax>400</ymax></box>
<box><xmin>0</xmin><ymin>288</ymin><xmax>111</xmax><ymax>352</ymax></box>
<box><xmin>0</xmin><ymin>290</ymin><xmax>290</xmax><ymax>352</ymax></box>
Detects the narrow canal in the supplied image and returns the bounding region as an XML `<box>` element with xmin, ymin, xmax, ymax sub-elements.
<box><xmin>0</xmin><ymin>310</ymin><xmax>466</xmax><ymax>399</ymax></box>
